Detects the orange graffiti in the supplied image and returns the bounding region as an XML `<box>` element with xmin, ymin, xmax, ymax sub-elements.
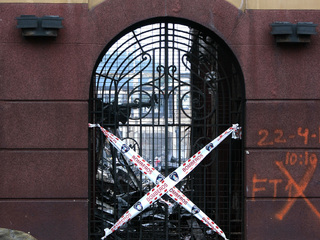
<box><xmin>251</xmin><ymin>174</ymin><xmax>282</xmax><ymax>199</ymax></box>
<box><xmin>275</xmin><ymin>161</ymin><xmax>320</xmax><ymax>220</ymax></box>
<box><xmin>257</xmin><ymin>127</ymin><xmax>320</xmax><ymax>147</ymax></box>
<box><xmin>252</xmin><ymin>174</ymin><xmax>267</xmax><ymax>200</ymax></box>
<box><xmin>268</xmin><ymin>179</ymin><xmax>283</xmax><ymax>198</ymax></box>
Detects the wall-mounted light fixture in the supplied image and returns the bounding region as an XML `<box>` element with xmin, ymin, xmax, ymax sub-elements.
<box><xmin>16</xmin><ymin>15</ymin><xmax>63</xmax><ymax>37</ymax></box>
<box><xmin>270</xmin><ymin>21</ymin><xmax>317</xmax><ymax>43</ymax></box>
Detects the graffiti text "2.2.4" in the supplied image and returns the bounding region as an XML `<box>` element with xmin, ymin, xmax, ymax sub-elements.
<box><xmin>257</xmin><ymin>127</ymin><xmax>320</xmax><ymax>146</ymax></box>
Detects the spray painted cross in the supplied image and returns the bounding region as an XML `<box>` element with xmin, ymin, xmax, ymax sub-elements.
<box><xmin>275</xmin><ymin>160</ymin><xmax>320</xmax><ymax>220</ymax></box>
<box><xmin>89</xmin><ymin>123</ymin><xmax>241</xmax><ymax>240</ymax></box>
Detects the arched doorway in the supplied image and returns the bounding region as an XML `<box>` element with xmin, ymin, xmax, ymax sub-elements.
<box><xmin>89</xmin><ymin>17</ymin><xmax>245</xmax><ymax>240</ymax></box>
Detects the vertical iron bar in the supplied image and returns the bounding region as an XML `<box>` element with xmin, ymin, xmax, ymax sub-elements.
<box><xmin>112</xmin><ymin>131</ymin><xmax>118</xmax><ymax>239</ymax></box>
<box><xmin>158</xmin><ymin>26</ymin><xmax>162</xmax><ymax>126</ymax></box>
<box><xmin>215</xmin><ymin>88</ymin><xmax>220</xmax><ymax>239</ymax></box>
<box><xmin>228</xmin><ymin>140</ymin><xmax>232</xmax><ymax>239</ymax></box>
<box><xmin>164</xmin><ymin>22</ymin><xmax>169</xmax><ymax>240</ymax></box>
<box><xmin>125</xmin><ymin>72</ymin><xmax>130</xmax><ymax>240</ymax></box>
<box><xmin>189</xmin><ymin>30</ymin><xmax>198</xmax><ymax>240</ymax></box>
<box><xmin>228</xmin><ymin>90</ymin><xmax>232</xmax><ymax>239</ymax></box>
<box><xmin>152</xmin><ymin>47</ymin><xmax>156</xmax><ymax>240</ymax></box>
<box><xmin>177</xmin><ymin>46</ymin><xmax>182</xmax><ymax>238</ymax></box>
<box><xmin>203</xmin><ymin>166</ymin><xmax>206</xmax><ymax>210</ymax></box>
<box><xmin>139</xmin><ymin>69</ymin><xmax>143</xmax><ymax>240</ymax></box>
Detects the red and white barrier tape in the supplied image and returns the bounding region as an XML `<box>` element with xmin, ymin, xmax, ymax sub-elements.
<box><xmin>89</xmin><ymin>123</ymin><xmax>241</xmax><ymax>240</ymax></box>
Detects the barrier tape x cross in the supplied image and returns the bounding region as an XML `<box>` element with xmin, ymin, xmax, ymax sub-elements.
<box><xmin>89</xmin><ymin>123</ymin><xmax>242</xmax><ymax>240</ymax></box>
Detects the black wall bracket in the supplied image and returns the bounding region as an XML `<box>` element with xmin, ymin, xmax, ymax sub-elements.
<box><xmin>16</xmin><ymin>15</ymin><xmax>63</xmax><ymax>37</ymax></box>
<box><xmin>270</xmin><ymin>21</ymin><xmax>317</xmax><ymax>43</ymax></box>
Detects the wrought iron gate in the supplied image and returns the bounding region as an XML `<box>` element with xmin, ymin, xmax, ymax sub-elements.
<box><xmin>89</xmin><ymin>18</ymin><xmax>244</xmax><ymax>240</ymax></box>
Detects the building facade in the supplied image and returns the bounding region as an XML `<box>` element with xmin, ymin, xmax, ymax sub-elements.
<box><xmin>1</xmin><ymin>0</ymin><xmax>320</xmax><ymax>239</ymax></box>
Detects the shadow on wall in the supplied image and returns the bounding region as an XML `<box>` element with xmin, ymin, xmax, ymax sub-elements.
<box><xmin>0</xmin><ymin>228</ymin><xmax>38</xmax><ymax>240</ymax></box>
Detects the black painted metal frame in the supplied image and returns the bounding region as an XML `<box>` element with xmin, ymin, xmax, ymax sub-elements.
<box><xmin>89</xmin><ymin>18</ymin><xmax>245</xmax><ymax>240</ymax></box>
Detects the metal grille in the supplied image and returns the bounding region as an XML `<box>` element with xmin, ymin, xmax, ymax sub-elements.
<box><xmin>89</xmin><ymin>18</ymin><xmax>244</xmax><ymax>240</ymax></box>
